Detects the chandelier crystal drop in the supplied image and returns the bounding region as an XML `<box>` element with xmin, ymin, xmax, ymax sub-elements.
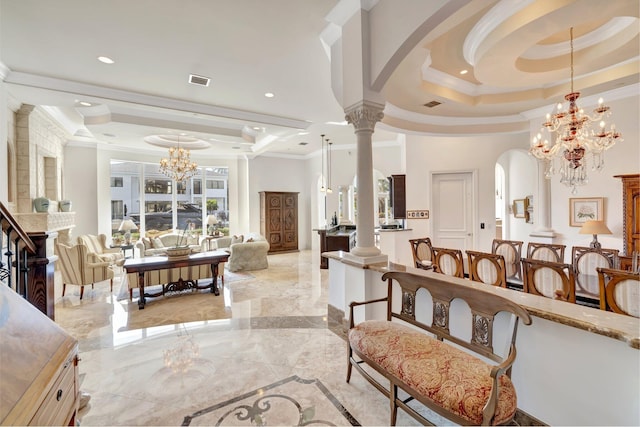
<box><xmin>159</xmin><ymin>138</ymin><xmax>198</xmax><ymax>183</ymax></box>
<box><xmin>529</xmin><ymin>27</ymin><xmax>622</xmax><ymax>194</ymax></box>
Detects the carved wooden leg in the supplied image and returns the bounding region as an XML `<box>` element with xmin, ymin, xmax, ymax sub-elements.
<box><xmin>390</xmin><ymin>383</ymin><xmax>398</xmax><ymax>426</ymax></box>
<box><xmin>80</xmin><ymin>285</ymin><xmax>85</xmax><ymax>300</ymax></box>
<box><xmin>210</xmin><ymin>263</ymin><xmax>220</xmax><ymax>295</ymax></box>
<box><xmin>137</xmin><ymin>272</ymin><xmax>146</xmax><ymax>309</ymax></box>
<box><xmin>346</xmin><ymin>346</ymin><xmax>353</xmax><ymax>383</ymax></box>
<box><xmin>110</xmin><ymin>278</ymin><xmax>113</xmax><ymax>292</ymax></box>
<box><xmin>62</xmin><ymin>283</ymin><xmax>66</xmax><ymax>297</ymax></box>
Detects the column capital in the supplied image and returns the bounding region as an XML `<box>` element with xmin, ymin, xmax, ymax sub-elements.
<box><xmin>345</xmin><ymin>100</ymin><xmax>384</xmax><ymax>133</ymax></box>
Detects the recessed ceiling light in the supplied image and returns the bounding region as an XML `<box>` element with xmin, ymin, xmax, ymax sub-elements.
<box><xmin>459</xmin><ymin>69</ymin><xmax>468</xmax><ymax>75</ymax></box>
<box><xmin>298</xmin><ymin>131</ymin><xmax>309</xmax><ymax>135</ymax></box>
<box><xmin>264</xmin><ymin>92</ymin><xmax>275</xmax><ymax>98</ymax></box>
<box><xmin>79</xmin><ymin>101</ymin><xmax>92</xmax><ymax>107</ymax></box>
<box><xmin>97</xmin><ymin>56</ymin><xmax>114</xmax><ymax>64</ymax></box>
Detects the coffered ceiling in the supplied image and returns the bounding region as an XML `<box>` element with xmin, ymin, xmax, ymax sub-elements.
<box><xmin>1</xmin><ymin>0</ymin><xmax>637</xmax><ymax>159</ymax></box>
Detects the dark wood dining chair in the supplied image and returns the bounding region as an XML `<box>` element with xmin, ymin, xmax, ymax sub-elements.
<box><xmin>409</xmin><ymin>237</ymin><xmax>433</xmax><ymax>270</ymax></box>
<box><xmin>526</xmin><ymin>242</ymin><xmax>566</xmax><ymax>262</ymax></box>
<box><xmin>492</xmin><ymin>239</ymin><xmax>524</xmax><ymax>281</ymax></box>
<box><xmin>597</xmin><ymin>267</ymin><xmax>640</xmax><ymax>317</ymax></box>
<box><xmin>431</xmin><ymin>247</ymin><xmax>465</xmax><ymax>278</ymax></box>
<box><xmin>466</xmin><ymin>250</ymin><xmax>507</xmax><ymax>287</ymax></box>
<box><xmin>521</xmin><ymin>258</ymin><xmax>576</xmax><ymax>303</ymax></box>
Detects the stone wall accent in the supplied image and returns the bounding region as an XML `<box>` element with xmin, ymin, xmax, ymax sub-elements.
<box><xmin>16</xmin><ymin>105</ymin><xmax>66</xmax><ymax>213</ymax></box>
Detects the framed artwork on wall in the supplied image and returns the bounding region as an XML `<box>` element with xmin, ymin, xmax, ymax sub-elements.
<box><xmin>569</xmin><ymin>197</ymin><xmax>604</xmax><ymax>227</ymax></box>
<box><xmin>513</xmin><ymin>199</ymin><xmax>527</xmax><ymax>218</ymax></box>
<box><xmin>525</xmin><ymin>195</ymin><xmax>533</xmax><ymax>224</ymax></box>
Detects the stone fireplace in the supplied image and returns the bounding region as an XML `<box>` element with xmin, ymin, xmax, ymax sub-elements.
<box><xmin>11</xmin><ymin>104</ymin><xmax>76</xmax><ymax>242</ymax></box>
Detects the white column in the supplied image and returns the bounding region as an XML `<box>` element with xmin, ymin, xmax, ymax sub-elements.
<box><xmin>530</xmin><ymin>160</ymin><xmax>556</xmax><ymax>240</ymax></box>
<box><xmin>344</xmin><ymin>101</ymin><xmax>386</xmax><ymax>261</ymax></box>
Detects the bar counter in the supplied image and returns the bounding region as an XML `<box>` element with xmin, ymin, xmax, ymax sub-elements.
<box><xmin>323</xmin><ymin>250</ymin><xmax>639</xmax><ymax>348</ymax></box>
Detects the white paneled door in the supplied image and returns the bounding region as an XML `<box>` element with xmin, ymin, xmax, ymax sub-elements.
<box><xmin>432</xmin><ymin>172</ymin><xmax>474</xmax><ymax>253</ymax></box>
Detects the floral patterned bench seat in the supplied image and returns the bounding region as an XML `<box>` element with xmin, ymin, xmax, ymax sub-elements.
<box><xmin>347</xmin><ymin>271</ymin><xmax>532</xmax><ymax>426</ymax></box>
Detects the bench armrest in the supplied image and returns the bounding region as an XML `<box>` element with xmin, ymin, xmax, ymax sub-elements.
<box><xmin>482</xmin><ymin>343</ymin><xmax>517</xmax><ymax>424</ymax></box>
<box><xmin>348</xmin><ymin>297</ymin><xmax>388</xmax><ymax>328</ymax></box>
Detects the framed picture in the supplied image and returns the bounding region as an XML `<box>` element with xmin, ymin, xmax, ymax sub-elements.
<box><xmin>569</xmin><ymin>197</ymin><xmax>604</xmax><ymax>227</ymax></box>
<box><xmin>525</xmin><ymin>195</ymin><xmax>534</xmax><ymax>224</ymax></box>
<box><xmin>513</xmin><ymin>199</ymin><xmax>526</xmax><ymax>218</ymax></box>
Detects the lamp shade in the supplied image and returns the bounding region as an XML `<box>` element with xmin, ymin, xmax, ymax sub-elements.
<box><xmin>118</xmin><ymin>219</ymin><xmax>138</xmax><ymax>232</ymax></box>
<box><xmin>207</xmin><ymin>215</ymin><xmax>219</xmax><ymax>226</ymax></box>
<box><xmin>579</xmin><ymin>220</ymin><xmax>611</xmax><ymax>235</ymax></box>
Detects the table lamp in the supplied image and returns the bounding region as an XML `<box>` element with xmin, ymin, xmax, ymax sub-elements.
<box><xmin>579</xmin><ymin>220</ymin><xmax>611</xmax><ymax>249</ymax></box>
<box><xmin>207</xmin><ymin>215</ymin><xmax>219</xmax><ymax>236</ymax></box>
<box><xmin>118</xmin><ymin>219</ymin><xmax>138</xmax><ymax>244</ymax></box>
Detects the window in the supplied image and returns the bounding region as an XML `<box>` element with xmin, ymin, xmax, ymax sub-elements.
<box><xmin>206</xmin><ymin>180</ymin><xmax>225</xmax><ymax>189</ymax></box>
<box><xmin>193</xmin><ymin>179</ymin><xmax>202</xmax><ymax>195</ymax></box>
<box><xmin>145</xmin><ymin>179</ymin><xmax>172</xmax><ymax>194</ymax></box>
<box><xmin>111</xmin><ymin>177</ymin><xmax>123</xmax><ymax>187</ymax></box>
<box><xmin>111</xmin><ymin>200</ymin><xmax>124</xmax><ymax>219</ymax></box>
<box><xmin>177</xmin><ymin>181</ymin><xmax>187</xmax><ymax>195</ymax></box>
<box><xmin>111</xmin><ymin>161</ymin><xmax>229</xmax><ymax>235</ymax></box>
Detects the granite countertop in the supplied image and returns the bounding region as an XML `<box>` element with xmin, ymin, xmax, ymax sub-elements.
<box><xmin>323</xmin><ymin>251</ymin><xmax>640</xmax><ymax>349</ymax></box>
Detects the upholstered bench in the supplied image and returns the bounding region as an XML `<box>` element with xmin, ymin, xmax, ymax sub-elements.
<box><xmin>347</xmin><ymin>271</ymin><xmax>532</xmax><ymax>426</ymax></box>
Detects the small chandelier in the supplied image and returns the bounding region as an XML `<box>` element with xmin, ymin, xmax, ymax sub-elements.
<box><xmin>159</xmin><ymin>137</ymin><xmax>198</xmax><ymax>182</ymax></box>
<box><xmin>530</xmin><ymin>27</ymin><xmax>622</xmax><ymax>194</ymax></box>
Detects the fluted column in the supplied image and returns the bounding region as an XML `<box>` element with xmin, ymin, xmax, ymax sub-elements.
<box><xmin>345</xmin><ymin>101</ymin><xmax>384</xmax><ymax>258</ymax></box>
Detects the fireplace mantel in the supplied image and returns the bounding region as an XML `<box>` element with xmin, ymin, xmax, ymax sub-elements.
<box><xmin>14</xmin><ymin>212</ymin><xmax>76</xmax><ymax>245</ymax></box>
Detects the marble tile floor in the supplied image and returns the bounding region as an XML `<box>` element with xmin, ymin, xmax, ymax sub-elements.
<box><xmin>54</xmin><ymin>249</ymin><xmax>449</xmax><ymax>426</ymax></box>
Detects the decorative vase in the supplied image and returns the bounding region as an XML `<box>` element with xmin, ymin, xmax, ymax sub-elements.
<box><xmin>165</xmin><ymin>246</ymin><xmax>191</xmax><ymax>259</ymax></box>
<box><xmin>33</xmin><ymin>197</ymin><xmax>50</xmax><ymax>213</ymax></box>
<box><xmin>59</xmin><ymin>200</ymin><xmax>72</xmax><ymax>212</ymax></box>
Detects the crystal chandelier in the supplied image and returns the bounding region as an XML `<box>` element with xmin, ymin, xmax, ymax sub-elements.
<box><xmin>530</xmin><ymin>27</ymin><xmax>622</xmax><ymax>194</ymax></box>
<box><xmin>159</xmin><ymin>137</ymin><xmax>198</xmax><ymax>182</ymax></box>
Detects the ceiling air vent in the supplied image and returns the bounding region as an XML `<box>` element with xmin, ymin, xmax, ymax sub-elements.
<box><xmin>188</xmin><ymin>74</ymin><xmax>210</xmax><ymax>87</ymax></box>
<box><xmin>423</xmin><ymin>100</ymin><xmax>441</xmax><ymax>108</ymax></box>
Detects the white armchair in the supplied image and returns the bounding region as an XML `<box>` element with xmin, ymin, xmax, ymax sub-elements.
<box><xmin>57</xmin><ymin>243</ymin><xmax>114</xmax><ymax>299</ymax></box>
<box><xmin>226</xmin><ymin>233</ymin><xmax>270</xmax><ymax>272</ymax></box>
<box><xmin>77</xmin><ymin>234</ymin><xmax>125</xmax><ymax>266</ymax></box>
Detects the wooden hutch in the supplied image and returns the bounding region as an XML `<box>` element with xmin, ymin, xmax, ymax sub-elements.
<box><xmin>260</xmin><ymin>191</ymin><xmax>299</xmax><ymax>253</ymax></box>
<box><xmin>615</xmin><ymin>174</ymin><xmax>639</xmax><ymax>270</ymax></box>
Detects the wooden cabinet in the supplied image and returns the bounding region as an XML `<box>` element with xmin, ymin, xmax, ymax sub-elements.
<box><xmin>0</xmin><ymin>285</ymin><xmax>79</xmax><ymax>426</ymax></box>
<box><xmin>316</xmin><ymin>226</ymin><xmax>356</xmax><ymax>269</ymax></box>
<box><xmin>615</xmin><ymin>174</ymin><xmax>640</xmax><ymax>268</ymax></box>
<box><xmin>389</xmin><ymin>174</ymin><xmax>406</xmax><ymax>219</ymax></box>
<box><xmin>260</xmin><ymin>191</ymin><xmax>299</xmax><ymax>253</ymax></box>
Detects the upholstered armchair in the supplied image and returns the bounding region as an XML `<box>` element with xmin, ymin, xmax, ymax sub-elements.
<box><xmin>77</xmin><ymin>234</ymin><xmax>125</xmax><ymax>266</ymax></box>
<box><xmin>226</xmin><ymin>233</ymin><xmax>270</xmax><ymax>272</ymax></box>
<box><xmin>57</xmin><ymin>243</ymin><xmax>114</xmax><ymax>299</ymax></box>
